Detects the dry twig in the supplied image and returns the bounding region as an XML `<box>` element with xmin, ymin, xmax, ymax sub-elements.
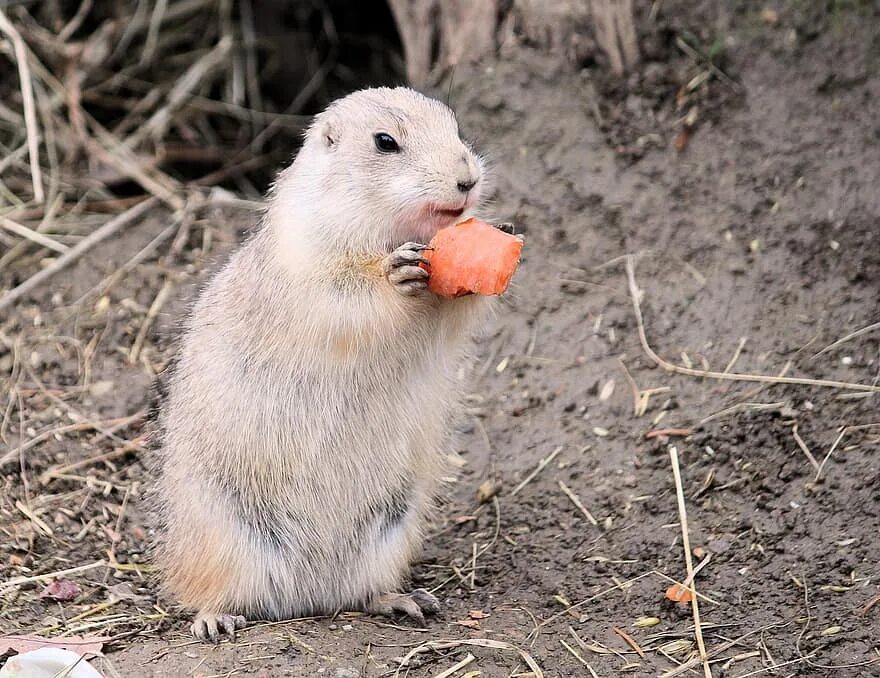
<box><xmin>0</xmin><ymin>197</ymin><xmax>158</xmax><ymax>312</ymax></box>
<box><xmin>624</xmin><ymin>256</ymin><xmax>880</xmax><ymax>393</ymax></box>
<box><xmin>558</xmin><ymin>480</ymin><xmax>598</xmax><ymax>525</ymax></box>
<box><xmin>791</xmin><ymin>424</ymin><xmax>820</xmax><ymax>472</ymax></box>
<box><xmin>394</xmin><ymin>638</ymin><xmax>542</xmax><ymax>678</ymax></box>
<box><xmin>669</xmin><ymin>446</ymin><xmax>711</xmax><ymax>678</ymax></box>
<box><xmin>511</xmin><ymin>445</ymin><xmax>563</xmax><ymax>496</ymax></box>
<box><xmin>811</xmin><ymin>320</ymin><xmax>880</xmax><ymax>359</ymax></box>
<box><xmin>0</xmin><ymin>216</ymin><xmax>68</xmax><ymax>253</ymax></box>
<box><xmin>0</xmin><ymin>9</ymin><xmax>43</xmax><ymax>202</ymax></box>
<box><xmin>814</xmin><ymin>427</ymin><xmax>848</xmax><ymax>483</ymax></box>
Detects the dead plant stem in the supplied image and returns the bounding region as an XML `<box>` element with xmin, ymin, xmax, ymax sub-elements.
<box><xmin>624</xmin><ymin>256</ymin><xmax>880</xmax><ymax>393</ymax></box>
<box><xmin>669</xmin><ymin>446</ymin><xmax>711</xmax><ymax>678</ymax></box>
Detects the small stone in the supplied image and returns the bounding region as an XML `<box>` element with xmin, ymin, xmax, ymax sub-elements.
<box><xmin>477</xmin><ymin>480</ymin><xmax>499</xmax><ymax>503</ymax></box>
<box><xmin>333</xmin><ymin>669</ymin><xmax>360</xmax><ymax>678</ymax></box>
<box><xmin>760</xmin><ymin>7</ymin><xmax>778</xmax><ymax>24</ymax></box>
<box><xmin>88</xmin><ymin>380</ymin><xmax>115</xmax><ymax>397</ymax></box>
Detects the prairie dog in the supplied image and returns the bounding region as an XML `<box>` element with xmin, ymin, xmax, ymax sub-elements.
<box><xmin>154</xmin><ymin>87</ymin><xmax>495</xmax><ymax>642</ymax></box>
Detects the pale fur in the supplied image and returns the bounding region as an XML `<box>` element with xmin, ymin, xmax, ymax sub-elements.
<box><xmin>154</xmin><ymin>87</ymin><xmax>489</xmax><ymax>621</ymax></box>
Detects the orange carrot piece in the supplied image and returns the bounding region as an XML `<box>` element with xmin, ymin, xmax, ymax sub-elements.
<box><xmin>665</xmin><ymin>583</ymin><xmax>694</xmax><ymax>603</ymax></box>
<box><xmin>423</xmin><ymin>218</ymin><xmax>523</xmax><ymax>298</ymax></box>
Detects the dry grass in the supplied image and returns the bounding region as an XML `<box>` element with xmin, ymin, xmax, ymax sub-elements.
<box><xmin>0</xmin><ymin>0</ymin><xmax>330</xmax><ymax>652</ymax></box>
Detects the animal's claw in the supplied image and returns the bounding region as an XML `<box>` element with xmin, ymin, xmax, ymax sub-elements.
<box><xmin>191</xmin><ymin>613</ymin><xmax>247</xmax><ymax>643</ymax></box>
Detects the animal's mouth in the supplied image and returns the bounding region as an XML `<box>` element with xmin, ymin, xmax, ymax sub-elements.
<box><xmin>433</xmin><ymin>205</ymin><xmax>465</xmax><ymax>219</ymax></box>
<box><xmin>389</xmin><ymin>201</ymin><xmax>471</xmax><ymax>251</ymax></box>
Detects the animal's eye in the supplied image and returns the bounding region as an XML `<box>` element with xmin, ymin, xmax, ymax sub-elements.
<box><xmin>374</xmin><ymin>133</ymin><xmax>400</xmax><ymax>153</ymax></box>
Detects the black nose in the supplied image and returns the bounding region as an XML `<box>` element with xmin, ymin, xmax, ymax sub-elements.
<box><xmin>457</xmin><ymin>178</ymin><xmax>477</xmax><ymax>193</ymax></box>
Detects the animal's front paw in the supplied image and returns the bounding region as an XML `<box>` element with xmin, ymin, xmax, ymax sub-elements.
<box><xmin>384</xmin><ymin>242</ymin><xmax>430</xmax><ymax>296</ymax></box>
<box><xmin>367</xmin><ymin>588</ymin><xmax>440</xmax><ymax>627</ymax></box>
<box><xmin>191</xmin><ymin>612</ymin><xmax>247</xmax><ymax>643</ymax></box>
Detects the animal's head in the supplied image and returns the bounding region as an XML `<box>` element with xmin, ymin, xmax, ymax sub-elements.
<box><xmin>275</xmin><ymin>87</ymin><xmax>484</xmax><ymax>252</ymax></box>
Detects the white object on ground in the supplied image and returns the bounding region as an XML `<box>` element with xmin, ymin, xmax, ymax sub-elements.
<box><xmin>0</xmin><ymin>647</ymin><xmax>104</xmax><ymax>678</ymax></box>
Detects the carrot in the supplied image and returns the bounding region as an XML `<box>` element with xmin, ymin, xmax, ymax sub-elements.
<box><xmin>423</xmin><ymin>218</ymin><xmax>523</xmax><ymax>298</ymax></box>
<box><xmin>665</xmin><ymin>583</ymin><xmax>694</xmax><ymax>603</ymax></box>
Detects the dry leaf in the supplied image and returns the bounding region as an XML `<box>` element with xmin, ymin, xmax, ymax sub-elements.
<box><xmin>39</xmin><ymin>578</ymin><xmax>82</xmax><ymax>601</ymax></box>
<box><xmin>674</xmin><ymin>127</ymin><xmax>691</xmax><ymax>152</ymax></box>
<box><xmin>0</xmin><ymin>635</ymin><xmax>103</xmax><ymax>657</ymax></box>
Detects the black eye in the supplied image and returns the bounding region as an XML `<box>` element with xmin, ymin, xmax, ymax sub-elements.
<box><xmin>374</xmin><ymin>133</ymin><xmax>400</xmax><ymax>153</ymax></box>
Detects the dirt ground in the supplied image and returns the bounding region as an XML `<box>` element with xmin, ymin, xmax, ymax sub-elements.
<box><xmin>2</xmin><ymin>2</ymin><xmax>879</xmax><ymax>677</ymax></box>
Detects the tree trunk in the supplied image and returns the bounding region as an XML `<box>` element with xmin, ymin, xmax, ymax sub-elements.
<box><xmin>387</xmin><ymin>0</ymin><xmax>639</xmax><ymax>87</ymax></box>
<box><xmin>590</xmin><ymin>0</ymin><xmax>639</xmax><ymax>76</ymax></box>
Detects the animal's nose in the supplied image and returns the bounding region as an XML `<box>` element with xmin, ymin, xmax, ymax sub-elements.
<box><xmin>457</xmin><ymin>178</ymin><xmax>477</xmax><ymax>193</ymax></box>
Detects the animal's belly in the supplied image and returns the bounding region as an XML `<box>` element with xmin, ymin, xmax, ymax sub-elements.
<box><xmin>239</xmin><ymin>470</ymin><xmax>424</xmax><ymax>617</ymax></box>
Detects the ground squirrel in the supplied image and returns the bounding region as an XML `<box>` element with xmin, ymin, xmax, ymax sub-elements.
<box><xmin>154</xmin><ymin>87</ymin><xmax>500</xmax><ymax>642</ymax></box>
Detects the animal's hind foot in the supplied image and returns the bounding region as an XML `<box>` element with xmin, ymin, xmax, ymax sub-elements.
<box><xmin>191</xmin><ymin>612</ymin><xmax>247</xmax><ymax>643</ymax></box>
<box><xmin>367</xmin><ymin>588</ymin><xmax>440</xmax><ymax>626</ymax></box>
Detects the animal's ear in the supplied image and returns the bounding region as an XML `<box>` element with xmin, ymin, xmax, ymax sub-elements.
<box><xmin>319</xmin><ymin>119</ymin><xmax>337</xmax><ymax>150</ymax></box>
